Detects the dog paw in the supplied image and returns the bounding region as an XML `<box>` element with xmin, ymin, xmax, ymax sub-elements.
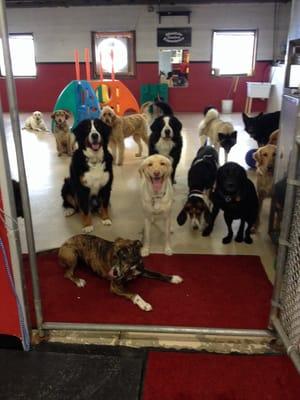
<box><xmin>244</xmin><ymin>236</ymin><xmax>253</xmax><ymax>244</ymax></box>
<box><xmin>171</xmin><ymin>275</ymin><xmax>183</xmax><ymax>284</ymax></box>
<box><xmin>235</xmin><ymin>235</ymin><xmax>244</xmax><ymax>243</ymax></box>
<box><xmin>82</xmin><ymin>225</ymin><xmax>94</xmax><ymax>233</ymax></box>
<box><xmin>222</xmin><ymin>236</ymin><xmax>232</xmax><ymax>244</ymax></box>
<box><xmin>133</xmin><ymin>295</ymin><xmax>152</xmax><ymax>311</ymax></box>
<box><xmin>76</xmin><ymin>278</ymin><xmax>86</xmax><ymax>288</ymax></box>
<box><xmin>202</xmin><ymin>227</ymin><xmax>212</xmax><ymax>236</ymax></box>
<box><xmin>164</xmin><ymin>247</ymin><xmax>173</xmax><ymax>256</ymax></box>
<box><xmin>141</xmin><ymin>247</ymin><xmax>150</xmax><ymax>257</ymax></box>
<box><xmin>64</xmin><ymin>208</ymin><xmax>76</xmax><ymax>217</ymax></box>
<box><xmin>101</xmin><ymin>218</ymin><xmax>112</xmax><ymax>226</ymax></box>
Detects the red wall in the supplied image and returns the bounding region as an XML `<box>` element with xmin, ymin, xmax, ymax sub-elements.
<box><xmin>0</xmin><ymin>61</ymin><xmax>271</xmax><ymax>113</ymax></box>
<box><xmin>0</xmin><ymin>195</ymin><xmax>22</xmax><ymax>340</ymax></box>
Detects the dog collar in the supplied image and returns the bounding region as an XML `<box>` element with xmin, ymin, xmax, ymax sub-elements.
<box><xmin>193</xmin><ymin>154</ymin><xmax>217</xmax><ymax>167</ymax></box>
<box><xmin>188</xmin><ymin>190</ymin><xmax>212</xmax><ymax>211</ymax></box>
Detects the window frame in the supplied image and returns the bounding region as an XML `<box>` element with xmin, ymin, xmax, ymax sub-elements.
<box><xmin>0</xmin><ymin>32</ymin><xmax>37</xmax><ymax>78</ymax></box>
<box><xmin>210</xmin><ymin>29</ymin><xmax>258</xmax><ymax>77</ymax></box>
<box><xmin>91</xmin><ymin>30</ymin><xmax>136</xmax><ymax>79</ymax></box>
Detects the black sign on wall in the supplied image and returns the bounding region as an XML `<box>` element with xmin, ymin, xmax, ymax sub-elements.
<box><xmin>157</xmin><ymin>28</ymin><xmax>192</xmax><ymax>47</ymax></box>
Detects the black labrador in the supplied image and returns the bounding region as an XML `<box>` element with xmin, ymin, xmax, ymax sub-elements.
<box><xmin>203</xmin><ymin>162</ymin><xmax>258</xmax><ymax>244</ymax></box>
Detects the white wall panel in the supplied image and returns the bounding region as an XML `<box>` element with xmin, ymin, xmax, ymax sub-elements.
<box><xmin>5</xmin><ymin>2</ymin><xmax>280</xmax><ymax>63</ymax></box>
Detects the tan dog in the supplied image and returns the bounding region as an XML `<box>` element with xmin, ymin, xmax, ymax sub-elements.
<box><xmin>51</xmin><ymin>110</ymin><xmax>75</xmax><ymax>156</ymax></box>
<box><xmin>59</xmin><ymin>234</ymin><xmax>182</xmax><ymax>311</ymax></box>
<box><xmin>199</xmin><ymin>108</ymin><xmax>237</xmax><ymax>163</ymax></box>
<box><xmin>268</xmin><ymin>129</ymin><xmax>279</xmax><ymax>145</ymax></box>
<box><xmin>101</xmin><ymin>105</ymin><xmax>149</xmax><ymax>165</ymax></box>
<box><xmin>139</xmin><ymin>154</ymin><xmax>174</xmax><ymax>257</ymax></box>
<box><xmin>23</xmin><ymin>111</ymin><xmax>48</xmax><ymax>132</ymax></box>
<box><xmin>253</xmin><ymin>144</ymin><xmax>276</xmax><ymax>228</ymax></box>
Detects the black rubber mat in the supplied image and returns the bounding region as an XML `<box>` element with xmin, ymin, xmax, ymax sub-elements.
<box><xmin>0</xmin><ymin>346</ymin><xmax>144</xmax><ymax>400</ymax></box>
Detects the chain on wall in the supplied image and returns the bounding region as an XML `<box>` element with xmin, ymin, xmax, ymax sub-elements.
<box><xmin>280</xmin><ymin>186</ymin><xmax>300</xmax><ymax>353</ymax></box>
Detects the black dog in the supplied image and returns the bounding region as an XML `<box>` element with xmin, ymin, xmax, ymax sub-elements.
<box><xmin>61</xmin><ymin>119</ymin><xmax>113</xmax><ymax>233</ymax></box>
<box><xmin>203</xmin><ymin>162</ymin><xmax>258</xmax><ymax>244</ymax></box>
<box><xmin>177</xmin><ymin>146</ymin><xmax>218</xmax><ymax>233</ymax></box>
<box><xmin>149</xmin><ymin>103</ymin><xmax>183</xmax><ymax>183</ymax></box>
<box><xmin>242</xmin><ymin>111</ymin><xmax>280</xmax><ymax>146</ymax></box>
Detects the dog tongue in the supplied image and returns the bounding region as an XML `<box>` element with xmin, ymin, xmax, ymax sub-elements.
<box><xmin>152</xmin><ymin>177</ymin><xmax>163</xmax><ymax>192</ymax></box>
<box><xmin>91</xmin><ymin>143</ymin><xmax>100</xmax><ymax>151</ymax></box>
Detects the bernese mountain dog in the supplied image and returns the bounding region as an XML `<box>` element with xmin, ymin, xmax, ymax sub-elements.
<box><xmin>148</xmin><ymin>102</ymin><xmax>183</xmax><ymax>184</ymax></box>
<box><xmin>61</xmin><ymin>118</ymin><xmax>113</xmax><ymax>233</ymax></box>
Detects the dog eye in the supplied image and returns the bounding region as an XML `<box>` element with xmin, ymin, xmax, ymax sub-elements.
<box><xmin>263</xmin><ymin>153</ymin><xmax>267</xmax><ymax>157</ymax></box>
<box><xmin>148</xmin><ymin>162</ymin><xmax>153</xmax><ymax>167</ymax></box>
<box><xmin>160</xmin><ymin>161</ymin><xmax>165</xmax><ymax>166</ymax></box>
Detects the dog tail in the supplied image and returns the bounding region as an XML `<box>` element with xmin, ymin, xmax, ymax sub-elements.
<box><xmin>154</xmin><ymin>101</ymin><xmax>174</xmax><ymax>116</ymax></box>
<box><xmin>199</xmin><ymin>107</ymin><xmax>219</xmax><ymax>136</ymax></box>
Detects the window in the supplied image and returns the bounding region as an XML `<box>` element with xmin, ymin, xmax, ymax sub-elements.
<box><xmin>92</xmin><ymin>31</ymin><xmax>136</xmax><ymax>78</ymax></box>
<box><xmin>0</xmin><ymin>34</ymin><xmax>36</xmax><ymax>77</ymax></box>
<box><xmin>211</xmin><ymin>30</ymin><xmax>257</xmax><ymax>76</ymax></box>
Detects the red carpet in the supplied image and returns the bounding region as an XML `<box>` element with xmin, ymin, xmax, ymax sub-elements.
<box><xmin>143</xmin><ymin>352</ymin><xmax>300</xmax><ymax>400</ymax></box>
<box><xmin>24</xmin><ymin>253</ymin><xmax>272</xmax><ymax>328</ymax></box>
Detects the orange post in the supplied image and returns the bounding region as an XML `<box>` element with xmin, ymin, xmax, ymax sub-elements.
<box><xmin>84</xmin><ymin>48</ymin><xmax>91</xmax><ymax>81</ymax></box>
<box><xmin>74</xmin><ymin>49</ymin><xmax>80</xmax><ymax>80</ymax></box>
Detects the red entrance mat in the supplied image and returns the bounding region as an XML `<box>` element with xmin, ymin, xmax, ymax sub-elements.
<box><xmin>24</xmin><ymin>253</ymin><xmax>272</xmax><ymax>329</ymax></box>
<box><xmin>142</xmin><ymin>351</ymin><xmax>300</xmax><ymax>400</ymax></box>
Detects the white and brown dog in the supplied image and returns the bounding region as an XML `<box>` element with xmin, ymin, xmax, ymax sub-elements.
<box><xmin>253</xmin><ymin>144</ymin><xmax>276</xmax><ymax>228</ymax></box>
<box><xmin>59</xmin><ymin>234</ymin><xmax>182</xmax><ymax>312</ymax></box>
<box><xmin>23</xmin><ymin>111</ymin><xmax>49</xmax><ymax>132</ymax></box>
<box><xmin>101</xmin><ymin>105</ymin><xmax>149</xmax><ymax>165</ymax></box>
<box><xmin>199</xmin><ymin>107</ymin><xmax>237</xmax><ymax>163</ymax></box>
<box><xmin>139</xmin><ymin>154</ymin><xmax>174</xmax><ymax>257</ymax></box>
<box><xmin>51</xmin><ymin>110</ymin><xmax>76</xmax><ymax>156</ymax></box>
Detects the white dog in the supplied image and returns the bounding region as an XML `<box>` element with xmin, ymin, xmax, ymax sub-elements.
<box><xmin>139</xmin><ymin>154</ymin><xmax>174</xmax><ymax>257</ymax></box>
<box><xmin>23</xmin><ymin>111</ymin><xmax>48</xmax><ymax>132</ymax></box>
<box><xmin>199</xmin><ymin>107</ymin><xmax>237</xmax><ymax>163</ymax></box>
<box><xmin>101</xmin><ymin>105</ymin><xmax>149</xmax><ymax>165</ymax></box>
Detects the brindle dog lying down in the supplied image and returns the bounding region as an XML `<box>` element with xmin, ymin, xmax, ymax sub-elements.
<box><xmin>58</xmin><ymin>234</ymin><xmax>183</xmax><ymax>311</ymax></box>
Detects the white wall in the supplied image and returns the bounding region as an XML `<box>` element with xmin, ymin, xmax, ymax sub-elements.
<box><xmin>5</xmin><ymin>2</ymin><xmax>279</xmax><ymax>63</ymax></box>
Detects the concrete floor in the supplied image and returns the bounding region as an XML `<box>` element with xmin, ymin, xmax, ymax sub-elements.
<box><xmin>5</xmin><ymin>111</ymin><xmax>276</xmax><ymax>282</ymax></box>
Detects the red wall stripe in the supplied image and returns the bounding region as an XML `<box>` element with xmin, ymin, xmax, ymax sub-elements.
<box><xmin>0</xmin><ymin>61</ymin><xmax>271</xmax><ymax>113</ymax></box>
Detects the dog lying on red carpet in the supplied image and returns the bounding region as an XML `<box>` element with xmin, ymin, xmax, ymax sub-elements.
<box><xmin>58</xmin><ymin>234</ymin><xmax>183</xmax><ymax>311</ymax></box>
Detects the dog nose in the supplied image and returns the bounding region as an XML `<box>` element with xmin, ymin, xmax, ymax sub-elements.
<box><xmin>154</xmin><ymin>171</ymin><xmax>160</xmax><ymax>177</ymax></box>
<box><xmin>192</xmin><ymin>225</ymin><xmax>199</xmax><ymax>230</ymax></box>
<box><xmin>91</xmin><ymin>133</ymin><xmax>98</xmax><ymax>141</ymax></box>
<box><xmin>165</xmin><ymin>129</ymin><xmax>171</xmax><ymax>136</ymax></box>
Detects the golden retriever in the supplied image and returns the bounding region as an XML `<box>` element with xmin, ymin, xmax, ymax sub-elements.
<box><xmin>139</xmin><ymin>154</ymin><xmax>174</xmax><ymax>257</ymax></box>
<box><xmin>23</xmin><ymin>111</ymin><xmax>48</xmax><ymax>132</ymax></box>
<box><xmin>253</xmin><ymin>144</ymin><xmax>276</xmax><ymax>228</ymax></box>
<box><xmin>51</xmin><ymin>110</ymin><xmax>76</xmax><ymax>156</ymax></box>
<box><xmin>101</xmin><ymin>105</ymin><xmax>148</xmax><ymax>165</ymax></box>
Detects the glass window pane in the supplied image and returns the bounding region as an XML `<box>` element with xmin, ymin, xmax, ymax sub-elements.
<box><xmin>0</xmin><ymin>34</ymin><xmax>36</xmax><ymax>77</ymax></box>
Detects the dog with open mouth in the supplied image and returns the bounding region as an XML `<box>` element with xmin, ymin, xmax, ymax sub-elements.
<box><xmin>177</xmin><ymin>146</ymin><xmax>218</xmax><ymax>233</ymax></box>
<box><xmin>61</xmin><ymin>118</ymin><xmax>113</xmax><ymax>233</ymax></box>
<box><xmin>148</xmin><ymin>103</ymin><xmax>183</xmax><ymax>184</ymax></box>
<box><xmin>59</xmin><ymin>234</ymin><xmax>183</xmax><ymax>311</ymax></box>
<box><xmin>51</xmin><ymin>109</ymin><xmax>76</xmax><ymax>156</ymax></box>
<box><xmin>139</xmin><ymin>154</ymin><xmax>174</xmax><ymax>256</ymax></box>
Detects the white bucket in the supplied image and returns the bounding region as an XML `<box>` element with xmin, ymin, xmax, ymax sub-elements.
<box><xmin>221</xmin><ymin>99</ymin><xmax>233</xmax><ymax>114</ymax></box>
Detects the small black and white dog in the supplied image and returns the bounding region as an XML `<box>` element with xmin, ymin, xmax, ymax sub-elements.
<box><xmin>203</xmin><ymin>162</ymin><xmax>258</xmax><ymax>244</ymax></box>
<box><xmin>149</xmin><ymin>103</ymin><xmax>183</xmax><ymax>184</ymax></box>
<box><xmin>177</xmin><ymin>146</ymin><xmax>218</xmax><ymax>232</ymax></box>
<box><xmin>242</xmin><ymin>111</ymin><xmax>280</xmax><ymax>146</ymax></box>
<box><xmin>61</xmin><ymin>118</ymin><xmax>113</xmax><ymax>233</ymax></box>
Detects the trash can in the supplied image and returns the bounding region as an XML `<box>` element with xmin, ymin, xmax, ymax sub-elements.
<box><xmin>221</xmin><ymin>99</ymin><xmax>233</xmax><ymax>114</ymax></box>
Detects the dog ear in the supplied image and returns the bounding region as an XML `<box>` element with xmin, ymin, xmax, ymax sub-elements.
<box><xmin>177</xmin><ymin>208</ymin><xmax>187</xmax><ymax>226</ymax></box>
<box><xmin>64</xmin><ymin>110</ymin><xmax>71</xmax><ymax>120</ymax></box>
<box><xmin>172</xmin><ymin>116</ymin><xmax>182</xmax><ymax>132</ymax></box>
<box><xmin>134</xmin><ymin>240</ymin><xmax>143</xmax><ymax>249</ymax></box>
<box><xmin>218</xmin><ymin>133</ymin><xmax>226</xmax><ymax>141</ymax></box>
<box><xmin>72</xmin><ymin>119</ymin><xmax>91</xmax><ymax>142</ymax></box>
<box><xmin>150</xmin><ymin>117</ymin><xmax>162</xmax><ymax>133</ymax></box>
<box><xmin>51</xmin><ymin>112</ymin><xmax>56</xmax><ymax>119</ymax></box>
<box><xmin>253</xmin><ymin>149</ymin><xmax>262</xmax><ymax>166</ymax></box>
<box><xmin>138</xmin><ymin>161</ymin><xmax>146</xmax><ymax>178</ymax></box>
<box><xmin>165</xmin><ymin>158</ymin><xmax>173</xmax><ymax>178</ymax></box>
<box><xmin>231</xmin><ymin>131</ymin><xmax>237</xmax><ymax>139</ymax></box>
